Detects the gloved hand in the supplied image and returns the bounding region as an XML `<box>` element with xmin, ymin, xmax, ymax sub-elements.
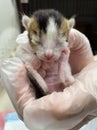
<box><xmin>1</xmin><ymin>28</ymin><xmax>97</xmax><ymax>130</ymax></box>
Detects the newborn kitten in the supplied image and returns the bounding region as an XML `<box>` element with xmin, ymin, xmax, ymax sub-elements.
<box><xmin>22</xmin><ymin>9</ymin><xmax>75</xmax><ymax>98</ymax></box>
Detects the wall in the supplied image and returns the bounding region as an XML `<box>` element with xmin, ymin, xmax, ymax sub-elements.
<box><xmin>0</xmin><ymin>0</ymin><xmax>20</xmax><ymax>111</ymax></box>
<box><xmin>0</xmin><ymin>0</ymin><xmax>20</xmax><ymax>65</ymax></box>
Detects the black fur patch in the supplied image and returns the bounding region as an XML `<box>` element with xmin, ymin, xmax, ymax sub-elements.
<box><xmin>33</xmin><ymin>9</ymin><xmax>64</xmax><ymax>33</ymax></box>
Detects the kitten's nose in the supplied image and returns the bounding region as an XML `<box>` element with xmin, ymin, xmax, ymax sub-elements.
<box><xmin>44</xmin><ymin>50</ymin><xmax>53</xmax><ymax>60</ymax></box>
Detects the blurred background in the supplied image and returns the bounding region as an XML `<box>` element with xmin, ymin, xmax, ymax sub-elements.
<box><xmin>0</xmin><ymin>0</ymin><xmax>97</xmax><ymax>130</ymax></box>
<box><xmin>0</xmin><ymin>0</ymin><xmax>20</xmax><ymax>112</ymax></box>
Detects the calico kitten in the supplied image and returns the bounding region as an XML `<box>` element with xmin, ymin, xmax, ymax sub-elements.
<box><xmin>22</xmin><ymin>9</ymin><xmax>75</xmax><ymax>98</ymax></box>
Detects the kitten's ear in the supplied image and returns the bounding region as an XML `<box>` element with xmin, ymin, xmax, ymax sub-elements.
<box><xmin>22</xmin><ymin>15</ymin><xmax>31</xmax><ymax>29</ymax></box>
<box><xmin>68</xmin><ymin>18</ymin><xmax>75</xmax><ymax>28</ymax></box>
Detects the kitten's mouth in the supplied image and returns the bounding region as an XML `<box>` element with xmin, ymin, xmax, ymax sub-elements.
<box><xmin>39</xmin><ymin>56</ymin><xmax>59</xmax><ymax>63</ymax></box>
<box><xmin>36</xmin><ymin>53</ymin><xmax>60</xmax><ymax>62</ymax></box>
<box><xmin>41</xmin><ymin>58</ymin><xmax>54</xmax><ymax>62</ymax></box>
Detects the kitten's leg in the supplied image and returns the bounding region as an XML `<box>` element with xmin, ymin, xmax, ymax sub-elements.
<box><xmin>26</xmin><ymin>65</ymin><xmax>48</xmax><ymax>98</ymax></box>
<box><xmin>27</xmin><ymin>70</ymin><xmax>47</xmax><ymax>98</ymax></box>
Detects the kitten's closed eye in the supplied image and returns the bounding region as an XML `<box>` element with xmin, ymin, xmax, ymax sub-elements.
<box><xmin>30</xmin><ymin>30</ymin><xmax>41</xmax><ymax>45</ymax></box>
<box><xmin>32</xmin><ymin>30</ymin><xmax>41</xmax><ymax>37</ymax></box>
<box><xmin>59</xmin><ymin>32</ymin><xmax>68</xmax><ymax>42</ymax></box>
<box><xmin>60</xmin><ymin>32</ymin><xmax>66</xmax><ymax>37</ymax></box>
<box><xmin>31</xmin><ymin>39</ymin><xmax>41</xmax><ymax>45</ymax></box>
<box><xmin>35</xmin><ymin>40</ymin><xmax>41</xmax><ymax>44</ymax></box>
<box><xmin>31</xmin><ymin>36</ymin><xmax>41</xmax><ymax>45</ymax></box>
<box><xmin>32</xmin><ymin>30</ymin><xmax>38</xmax><ymax>35</ymax></box>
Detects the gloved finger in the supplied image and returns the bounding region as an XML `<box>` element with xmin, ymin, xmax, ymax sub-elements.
<box><xmin>0</xmin><ymin>57</ymin><xmax>35</xmax><ymax>119</ymax></box>
<box><xmin>16</xmin><ymin>31</ymin><xmax>29</xmax><ymax>44</ymax></box>
<box><xmin>68</xmin><ymin>29</ymin><xmax>93</xmax><ymax>74</ymax></box>
<box><xmin>76</xmin><ymin>61</ymin><xmax>97</xmax><ymax>100</ymax></box>
<box><xmin>58</xmin><ymin>51</ymin><xmax>74</xmax><ymax>86</ymax></box>
<box><xmin>16</xmin><ymin>45</ymin><xmax>41</xmax><ymax>70</ymax></box>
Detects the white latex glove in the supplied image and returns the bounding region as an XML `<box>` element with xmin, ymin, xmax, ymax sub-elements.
<box><xmin>1</xmin><ymin>28</ymin><xmax>97</xmax><ymax>130</ymax></box>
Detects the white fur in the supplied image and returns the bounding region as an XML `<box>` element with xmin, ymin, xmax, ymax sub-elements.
<box><xmin>44</xmin><ymin>18</ymin><xmax>57</xmax><ymax>49</ymax></box>
<box><xmin>47</xmin><ymin>18</ymin><xmax>57</xmax><ymax>36</ymax></box>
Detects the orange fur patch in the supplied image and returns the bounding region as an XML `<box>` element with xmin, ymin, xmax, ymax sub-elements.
<box><xmin>59</xmin><ymin>18</ymin><xmax>70</xmax><ymax>39</ymax></box>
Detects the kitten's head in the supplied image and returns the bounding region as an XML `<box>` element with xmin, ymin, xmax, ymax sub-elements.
<box><xmin>22</xmin><ymin>9</ymin><xmax>75</xmax><ymax>62</ymax></box>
